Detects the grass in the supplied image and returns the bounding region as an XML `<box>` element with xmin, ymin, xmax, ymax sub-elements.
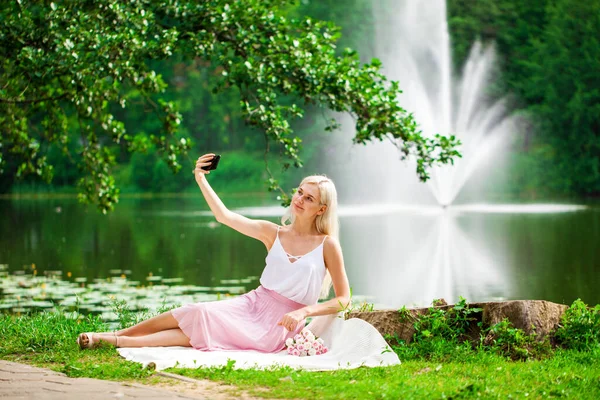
<box><xmin>170</xmin><ymin>349</ymin><xmax>600</xmax><ymax>399</ymax></box>
<box><xmin>0</xmin><ymin>311</ymin><xmax>154</xmax><ymax>381</ymax></box>
<box><xmin>1</xmin><ymin>300</ymin><xmax>600</xmax><ymax>399</ymax></box>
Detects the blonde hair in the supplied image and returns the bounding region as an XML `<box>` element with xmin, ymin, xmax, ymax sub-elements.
<box><xmin>281</xmin><ymin>175</ymin><xmax>339</xmax><ymax>299</ymax></box>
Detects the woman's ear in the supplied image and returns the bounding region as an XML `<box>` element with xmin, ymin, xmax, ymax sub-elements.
<box><xmin>317</xmin><ymin>205</ymin><xmax>327</xmax><ymax>215</ymax></box>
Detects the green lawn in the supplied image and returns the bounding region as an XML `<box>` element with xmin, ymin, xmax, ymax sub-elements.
<box><xmin>171</xmin><ymin>349</ymin><xmax>600</xmax><ymax>399</ymax></box>
<box><xmin>1</xmin><ymin>311</ymin><xmax>599</xmax><ymax>399</ymax></box>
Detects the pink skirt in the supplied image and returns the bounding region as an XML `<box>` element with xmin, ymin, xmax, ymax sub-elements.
<box><xmin>171</xmin><ymin>286</ymin><xmax>306</xmax><ymax>352</ymax></box>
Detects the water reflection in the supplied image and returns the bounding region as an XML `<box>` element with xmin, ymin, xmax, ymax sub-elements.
<box><xmin>226</xmin><ymin>203</ymin><xmax>593</xmax><ymax>308</ymax></box>
<box><xmin>1</xmin><ymin>198</ymin><xmax>599</xmax><ymax>312</ymax></box>
<box><xmin>382</xmin><ymin>210</ymin><xmax>506</xmax><ymax>306</ymax></box>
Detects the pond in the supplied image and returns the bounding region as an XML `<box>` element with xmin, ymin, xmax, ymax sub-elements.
<box><xmin>1</xmin><ymin>195</ymin><xmax>599</xmax><ymax>322</ymax></box>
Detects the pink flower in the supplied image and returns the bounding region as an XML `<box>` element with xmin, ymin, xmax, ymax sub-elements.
<box><xmin>285</xmin><ymin>330</ymin><xmax>328</xmax><ymax>357</ymax></box>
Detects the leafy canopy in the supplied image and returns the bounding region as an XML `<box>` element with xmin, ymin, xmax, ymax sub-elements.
<box><xmin>0</xmin><ymin>0</ymin><xmax>460</xmax><ymax>212</ymax></box>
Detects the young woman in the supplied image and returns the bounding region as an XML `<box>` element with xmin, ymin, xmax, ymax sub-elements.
<box><xmin>77</xmin><ymin>153</ymin><xmax>351</xmax><ymax>352</ymax></box>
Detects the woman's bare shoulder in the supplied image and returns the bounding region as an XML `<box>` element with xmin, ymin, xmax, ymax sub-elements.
<box><xmin>262</xmin><ymin>221</ymin><xmax>281</xmax><ymax>248</ymax></box>
<box><xmin>323</xmin><ymin>235</ymin><xmax>342</xmax><ymax>253</ymax></box>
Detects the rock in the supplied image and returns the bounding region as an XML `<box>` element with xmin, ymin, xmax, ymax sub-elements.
<box><xmin>482</xmin><ymin>300</ymin><xmax>568</xmax><ymax>339</ymax></box>
<box><xmin>348</xmin><ymin>307</ymin><xmax>430</xmax><ymax>343</ymax></box>
<box><xmin>347</xmin><ymin>299</ymin><xmax>568</xmax><ymax>343</ymax></box>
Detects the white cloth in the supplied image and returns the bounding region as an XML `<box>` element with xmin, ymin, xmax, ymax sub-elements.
<box><xmin>117</xmin><ymin>313</ymin><xmax>401</xmax><ymax>371</ymax></box>
<box><xmin>259</xmin><ymin>226</ymin><xmax>327</xmax><ymax>306</ymax></box>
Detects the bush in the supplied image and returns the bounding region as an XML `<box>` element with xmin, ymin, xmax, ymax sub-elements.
<box><xmin>483</xmin><ymin>318</ymin><xmax>551</xmax><ymax>360</ymax></box>
<box><xmin>555</xmin><ymin>299</ymin><xmax>600</xmax><ymax>351</ymax></box>
<box><xmin>388</xmin><ymin>297</ymin><xmax>556</xmax><ymax>361</ymax></box>
<box><xmin>411</xmin><ymin>297</ymin><xmax>482</xmax><ymax>343</ymax></box>
<box><xmin>388</xmin><ymin>297</ymin><xmax>483</xmax><ymax>361</ymax></box>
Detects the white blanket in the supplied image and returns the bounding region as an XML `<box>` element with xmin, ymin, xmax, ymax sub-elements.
<box><xmin>117</xmin><ymin>315</ymin><xmax>401</xmax><ymax>371</ymax></box>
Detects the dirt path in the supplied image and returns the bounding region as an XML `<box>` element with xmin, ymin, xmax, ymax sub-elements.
<box><xmin>0</xmin><ymin>360</ymin><xmax>258</xmax><ymax>399</ymax></box>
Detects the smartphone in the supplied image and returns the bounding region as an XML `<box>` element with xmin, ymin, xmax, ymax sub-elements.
<box><xmin>201</xmin><ymin>154</ymin><xmax>221</xmax><ymax>171</ymax></box>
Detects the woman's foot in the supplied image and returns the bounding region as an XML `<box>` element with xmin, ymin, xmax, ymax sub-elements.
<box><xmin>77</xmin><ymin>332</ymin><xmax>97</xmax><ymax>350</ymax></box>
<box><xmin>77</xmin><ymin>332</ymin><xmax>119</xmax><ymax>349</ymax></box>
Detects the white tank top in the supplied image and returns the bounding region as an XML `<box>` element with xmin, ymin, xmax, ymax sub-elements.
<box><xmin>259</xmin><ymin>226</ymin><xmax>328</xmax><ymax>305</ymax></box>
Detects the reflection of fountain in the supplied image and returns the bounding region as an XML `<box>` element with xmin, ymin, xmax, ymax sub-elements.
<box><xmin>398</xmin><ymin>210</ymin><xmax>505</xmax><ymax>306</ymax></box>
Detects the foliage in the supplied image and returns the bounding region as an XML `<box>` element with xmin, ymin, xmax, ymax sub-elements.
<box><xmin>555</xmin><ymin>299</ymin><xmax>600</xmax><ymax>351</ymax></box>
<box><xmin>0</xmin><ymin>0</ymin><xmax>460</xmax><ymax>213</ymax></box>
<box><xmin>109</xmin><ymin>298</ymin><xmax>139</xmax><ymax>331</ymax></box>
<box><xmin>447</xmin><ymin>0</ymin><xmax>600</xmax><ymax>198</ymax></box>
<box><xmin>413</xmin><ymin>297</ymin><xmax>482</xmax><ymax>342</ymax></box>
<box><xmin>518</xmin><ymin>0</ymin><xmax>600</xmax><ymax>196</ymax></box>
<box><xmin>484</xmin><ymin>318</ymin><xmax>550</xmax><ymax>360</ymax></box>
<box><xmin>110</xmin><ymin>296</ymin><xmax>179</xmax><ymax>330</ymax></box>
<box><xmin>390</xmin><ymin>298</ymin><xmax>555</xmax><ymax>361</ymax></box>
<box><xmin>122</xmin><ymin>150</ymin><xmax>266</xmax><ymax>194</ymax></box>
<box><xmin>0</xmin><ymin>310</ymin><xmax>102</xmax><ymax>355</ymax></box>
<box><xmin>390</xmin><ymin>298</ymin><xmax>482</xmax><ymax>361</ymax></box>
<box><xmin>351</xmin><ymin>301</ymin><xmax>375</xmax><ymax>313</ymax></box>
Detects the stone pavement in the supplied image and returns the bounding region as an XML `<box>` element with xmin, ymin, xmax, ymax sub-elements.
<box><xmin>0</xmin><ymin>360</ymin><xmax>207</xmax><ymax>399</ymax></box>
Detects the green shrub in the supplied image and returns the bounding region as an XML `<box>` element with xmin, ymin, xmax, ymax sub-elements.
<box><xmin>555</xmin><ymin>299</ymin><xmax>600</xmax><ymax>351</ymax></box>
<box><xmin>388</xmin><ymin>297</ymin><xmax>482</xmax><ymax>361</ymax></box>
<box><xmin>387</xmin><ymin>298</ymin><xmax>559</xmax><ymax>361</ymax></box>
<box><xmin>412</xmin><ymin>297</ymin><xmax>482</xmax><ymax>343</ymax></box>
<box><xmin>483</xmin><ymin>318</ymin><xmax>550</xmax><ymax>360</ymax></box>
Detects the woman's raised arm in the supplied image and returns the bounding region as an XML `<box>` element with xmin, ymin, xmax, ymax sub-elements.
<box><xmin>195</xmin><ymin>154</ymin><xmax>277</xmax><ymax>247</ymax></box>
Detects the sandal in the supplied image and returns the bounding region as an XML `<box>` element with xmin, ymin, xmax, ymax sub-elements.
<box><xmin>78</xmin><ymin>332</ymin><xmax>120</xmax><ymax>349</ymax></box>
<box><xmin>77</xmin><ymin>332</ymin><xmax>96</xmax><ymax>350</ymax></box>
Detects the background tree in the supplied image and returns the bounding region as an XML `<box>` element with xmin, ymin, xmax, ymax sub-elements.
<box><xmin>448</xmin><ymin>0</ymin><xmax>600</xmax><ymax>198</ymax></box>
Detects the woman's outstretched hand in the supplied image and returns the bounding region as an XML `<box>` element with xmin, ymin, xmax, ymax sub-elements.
<box><xmin>193</xmin><ymin>153</ymin><xmax>216</xmax><ymax>184</ymax></box>
<box><xmin>278</xmin><ymin>309</ymin><xmax>307</xmax><ymax>332</ymax></box>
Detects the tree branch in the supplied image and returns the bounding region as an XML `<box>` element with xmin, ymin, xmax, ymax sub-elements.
<box><xmin>0</xmin><ymin>93</ymin><xmax>68</xmax><ymax>104</ymax></box>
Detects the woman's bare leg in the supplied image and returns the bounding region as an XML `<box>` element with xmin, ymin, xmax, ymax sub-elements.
<box><xmin>116</xmin><ymin>311</ymin><xmax>180</xmax><ymax>337</ymax></box>
<box><xmin>78</xmin><ymin>311</ymin><xmax>183</xmax><ymax>348</ymax></box>
<box><xmin>94</xmin><ymin>328</ymin><xmax>191</xmax><ymax>348</ymax></box>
